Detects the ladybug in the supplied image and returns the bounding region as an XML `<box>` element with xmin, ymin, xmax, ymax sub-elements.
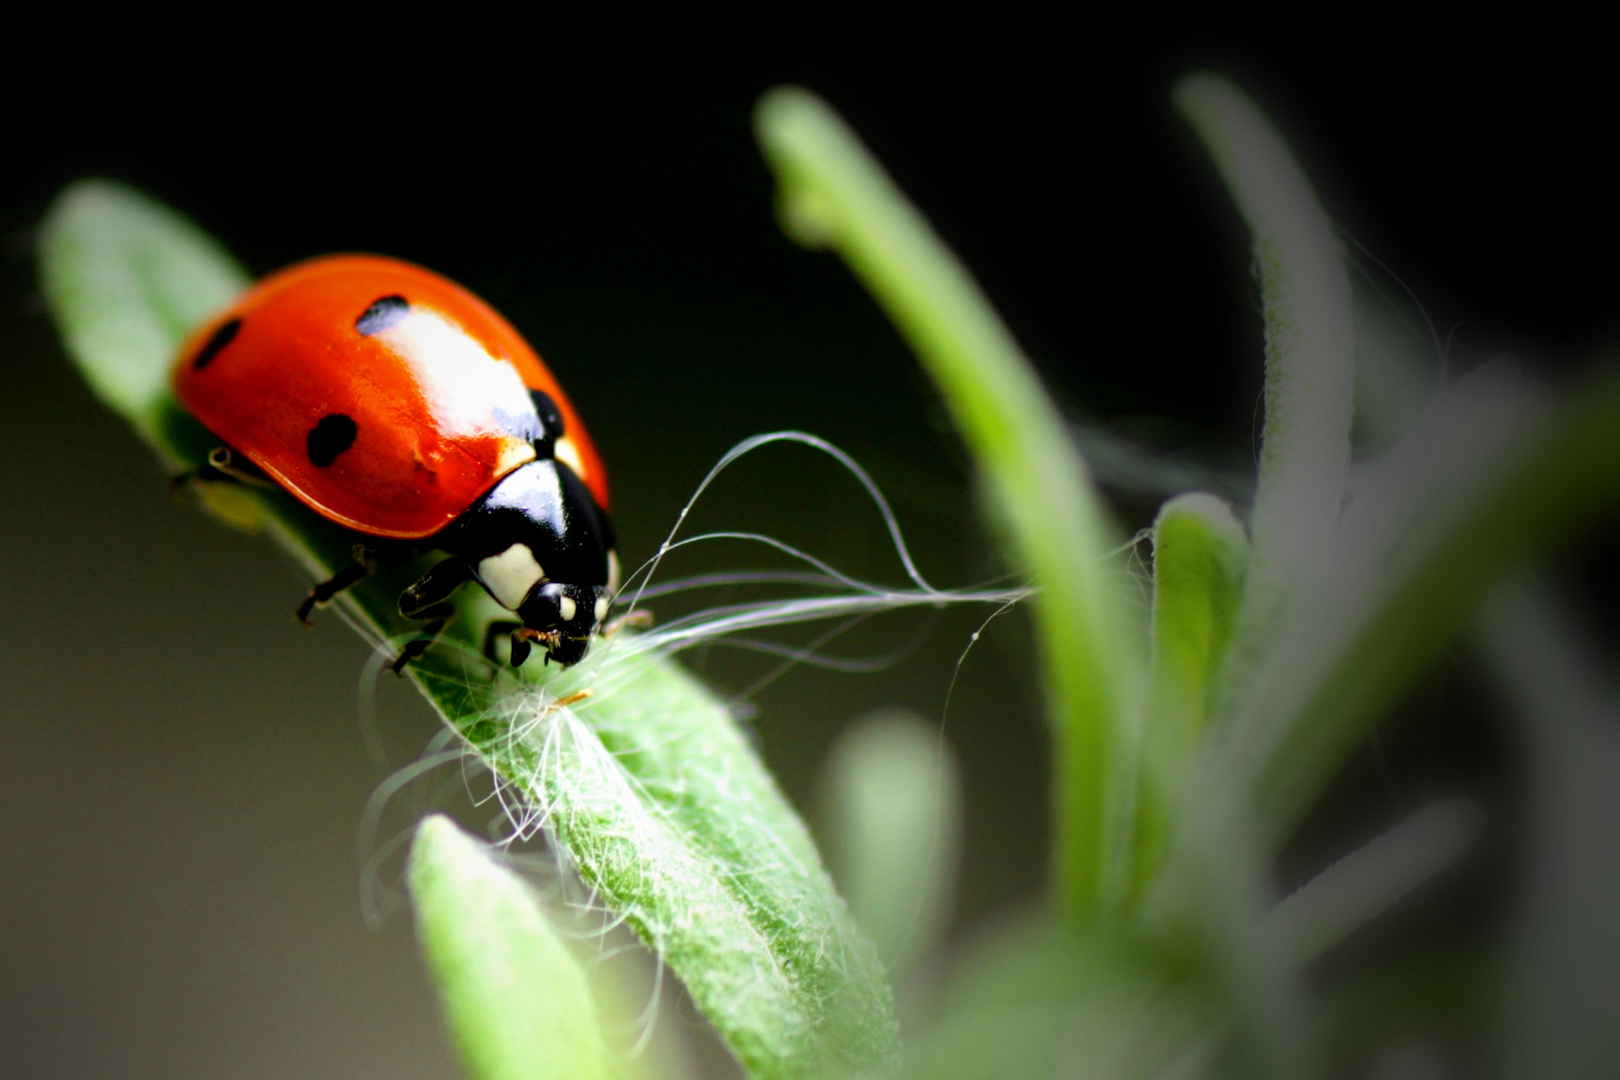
<box><xmin>172</xmin><ymin>255</ymin><xmax>620</xmax><ymax>671</ymax></box>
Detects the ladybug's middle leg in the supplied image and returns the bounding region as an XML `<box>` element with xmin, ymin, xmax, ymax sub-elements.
<box><xmin>391</xmin><ymin>603</ymin><xmax>456</xmax><ymax>675</ymax></box>
<box><xmin>297</xmin><ymin>552</ymin><xmax>377</xmax><ymax>626</ymax></box>
<box><xmin>172</xmin><ymin>445</ymin><xmax>276</xmax><ymax>499</ymax></box>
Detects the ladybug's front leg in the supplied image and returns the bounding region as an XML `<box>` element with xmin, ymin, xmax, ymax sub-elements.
<box><xmin>399</xmin><ymin>557</ymin><xmax>475</xmax><ymax>618</ymax></box>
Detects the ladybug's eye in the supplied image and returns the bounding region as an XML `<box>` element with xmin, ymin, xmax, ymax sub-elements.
<box><xmin>355</xmin><ymin>295</ymin><xmax>409</xmax><ymax>336</ymax></box>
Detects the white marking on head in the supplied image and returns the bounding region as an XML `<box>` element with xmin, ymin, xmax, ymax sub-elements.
<box><xmin>554</xmin><ymin>436</ymin><xmax>585</xmax><ymax>478</ymax></box>
<box><xmin>478</xmin><ymin>544</ymin><xmax>544</xmax><ymax>609</ymax></box>
<box><xmin>594</xmin><ymin>596</ymin><xmax>609</xmax><ymax>623</ymax></box>
<box><xmin>557</xmin><ymin>596</ymin><xmax>577</xmax><ymax>623</ymax></box>
<box><xmin>606</xmin><ymin>550</ymin><xmax>621</xmax><ymax>594</ymax></box>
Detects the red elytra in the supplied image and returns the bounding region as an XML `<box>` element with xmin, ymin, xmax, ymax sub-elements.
<box><xmin>172</xmin><ymin>254</ymin><xmax>609</xmax><ymax>539</ymax></box>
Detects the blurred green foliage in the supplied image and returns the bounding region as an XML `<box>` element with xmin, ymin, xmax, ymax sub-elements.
<box><xmin>37</xmin><ymin>70</ymin><xmax>1620</xmax><ymax>1079</ymax></box>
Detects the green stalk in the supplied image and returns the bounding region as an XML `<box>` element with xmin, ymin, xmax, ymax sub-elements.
<box><xmin>755</xmin><ymin>88</ymin><xmax>1142</xmax><ymax>922</ymax></box>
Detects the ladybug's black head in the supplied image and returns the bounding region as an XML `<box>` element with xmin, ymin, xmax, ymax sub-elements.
<box><xmin>515</xmin><ymin>582</ymin><xmax>611</xmax><ymax>667</ymax></box>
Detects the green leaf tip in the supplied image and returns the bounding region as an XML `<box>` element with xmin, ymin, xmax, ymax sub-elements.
<box><xmin>755</xmin><ymin>85</ymin><xmax>1144</xmax><ymax>924</ymax></box>
<box><xmin>409</xmin><ymin>815</ymin><xmax>616</xmax><ymax>1080</ymax></box>
<box><xmin>1132</xmin><ymin>493</ymin><xmax>1248</xmax><ymax>894</ymax></box>
<box><xmin>38</xmin><ymin>178</ymin><xmax>900</xmax><ymax>1080</ymax></box>
<box><xmin>823</xmin><ymin>710</ymin><xmax>961</xmax><ymax>983</ymax></box>
<box><xmin>1149</xmin><ymin>492</ymin><xmax>1247</xmax><ymax>739</ymax></box>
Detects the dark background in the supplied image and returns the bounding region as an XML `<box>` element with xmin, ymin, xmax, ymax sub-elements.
<box><xmin>3</xmin><ymin>30</ymin><xmax>1616</xmax><ymax>1078</ymax></box>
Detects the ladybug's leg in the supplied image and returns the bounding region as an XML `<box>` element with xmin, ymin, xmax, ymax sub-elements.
<box><xmin>481</xmin><ymin>620</ymin><xmax>523</xmax><ymax>666</ymax></box>
<box><xmin>171</xmin><ymin>446</ymin><xmax>275</xmax><ymax>498</ymax></box>
<box><xmin>391</xmin><ymin>604</ymin><xmax>456</xmax><ymax>675</ymax></box>
<box><xmin>203</xmin><ymin>447</ymin><xmax>276</xmax><ymax>488</ymax></box>
<box><xmin>296</xmin><ymin>553</ymin><xmax>377</xmax><ymax>627</ymax></box>
<box><xmin>399</xmin><ymin>558</ymin><xmax>474</xmax><ymax>619</ymax></box>
<box><xmin>389</xmin><ymin>559</ymin><xmax>475</xmax><ymax>673</ymax></box>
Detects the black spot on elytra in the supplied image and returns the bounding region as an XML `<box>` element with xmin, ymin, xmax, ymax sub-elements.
<box><xmin>192</xmin><ymin>318</ymin><xmax>241</xmax><ymax>370</ymax></box>
<box><xmin>306</xmin><ymin>414</ymin><xmax>358</xmax><ymax>467</ymax></box>
<box><xmin>355</xmin><ymin>295</ymin><xmax>409</xmax><ymax>336</ymax></box>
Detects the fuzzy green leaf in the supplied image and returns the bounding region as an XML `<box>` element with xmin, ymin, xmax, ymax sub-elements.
<box><xmin>38</xmin><ymin>180</ymin><xmax>249</xmax><ymax>459</ymax></box>
<box><xmin>755</xmin><ymin>88</ymin><xmax>1143</xmax><ymax>922</ymax></box>
<box><xmin>409</xmin><ymin>816</ymin><xmax>616</xmax><ymax>1080</ymax></box>
<box><xmin>39</xmin><ymin>179</ymin><xmax>898</xmax><ymax>1080</ymax></box>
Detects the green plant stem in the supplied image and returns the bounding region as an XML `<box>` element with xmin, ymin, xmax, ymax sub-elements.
<box><xmin>755</xmin><ymin>87</ymin><xmax>1141</xmax><ymax>922</ymax></box>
